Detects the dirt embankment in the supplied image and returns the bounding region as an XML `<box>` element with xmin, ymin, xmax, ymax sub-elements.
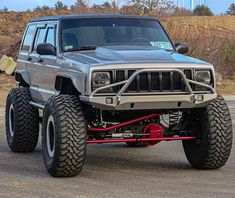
<box><xmin>0</xmin><ymin>73</ymin><xmax>15</xmax><ymax>107</ymax></box>
<box><xmin>0</xmin><ymin>10</ymin><xmax>73</xmax><ymax>60</ymax></box>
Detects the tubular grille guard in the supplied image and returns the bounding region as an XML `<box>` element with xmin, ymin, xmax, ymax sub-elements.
<box><xmin>91</xmin><ymin>69</ymin><xmax>215</xmax><ymax>97</ymax></box>
<box><xmin>113</xmin><ymin>69</ymin><xmax>192</xmax><ymax>93</ymax></box>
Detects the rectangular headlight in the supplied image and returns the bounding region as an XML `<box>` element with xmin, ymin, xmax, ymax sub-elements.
<box><xmin>92</xmin><ymin>72</ymin><xmax>111</xmax><ymax>87</ymax></box>
<box><xmin>195</xmin><ymin>71</ymin><xmax>211</xmax><ymax>84</ymax></box>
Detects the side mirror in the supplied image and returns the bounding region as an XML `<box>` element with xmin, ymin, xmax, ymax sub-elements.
<box><xmin>37</xmin><ymin>43</ymin><xmax>56</xmax><ymax>56</ymax></box>
<box><xmin>175</xmin><ymin>42</ymin><xmax>189</xmax><ymax>54</ymax></box>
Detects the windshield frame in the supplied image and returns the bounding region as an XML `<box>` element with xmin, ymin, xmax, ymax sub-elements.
<box><xmin>59</xmin><ymin>17</ymin><xmax>176</xmax><ymax>53</ymax></box>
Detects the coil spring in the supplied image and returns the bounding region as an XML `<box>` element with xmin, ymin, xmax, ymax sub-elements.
<box><xmin>169</xmin><ymin>111</ymin><xmax>181</xmax><ymax>129</ymax></box>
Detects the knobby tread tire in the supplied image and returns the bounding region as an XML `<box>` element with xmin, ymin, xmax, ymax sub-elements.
<box><xmin>5</xmin><ymin>88</ymin><xmax>39</xmax><ymax>152</ymax></box>
<box><xmin>183</xmin><ymin>95</ymin><xmax>233</xmax><ymax>169</ymax></box>
<box><xmin>42</xmin><ymin>95</ymin><xmax>87</xmax><ymax>177</ymax></box>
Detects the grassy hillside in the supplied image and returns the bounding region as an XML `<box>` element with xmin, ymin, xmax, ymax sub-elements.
<box><xmin>163</xmin><ymin>16</ymin><xmax>235</xmax><ymax>77</ymax></box>
<box><xmin>0</xmin><ymin>11</ymin><xmax>235</xmax><ymax>78</ymax></box>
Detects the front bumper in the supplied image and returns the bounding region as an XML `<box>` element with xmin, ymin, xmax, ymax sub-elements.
<box><xmin>80</xmin><ymin>69</ymin><xmax>217</xmax><ymax>110</ymax></box>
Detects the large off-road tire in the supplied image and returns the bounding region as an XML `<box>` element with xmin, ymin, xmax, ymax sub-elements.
<box><xmin>5</xmin><ymin>88</ymin><xmax>39</xmax><ymax>152</ymax></box>
<box><xmin>42</xmin><ymin>95</ymin><xmax>87</xmax><ymax>177</ymax></box>
<box><xmin>183</xmin><ymin>95</ymin><xmax>233</xmax><ymax>169</ymax></box>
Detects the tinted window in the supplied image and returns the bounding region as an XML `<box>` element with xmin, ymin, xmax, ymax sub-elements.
<box><xmin>46</xmin><ymin>28</ymin><xmax>55</xmax><ymax>46</ymax></box>
<box><xmin>21</xmin><ymin>25</ymin><xmax>36</xmax><ymax>51</ymax></box>
<box><xmin>33</xmin><ymin>28</ymin><xmax>46</xmax><ymax>51</ymax></box>
<box><xmin>61</xmin><ymin>18</ymin><xmax>174</xmax><ymax>52</ymax></box>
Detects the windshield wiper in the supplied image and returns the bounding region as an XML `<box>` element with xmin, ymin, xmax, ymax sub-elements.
<box><xmin>65</xmin><ymin>45</ymin><xmax>97</xmax><ymax>52</ymax></box>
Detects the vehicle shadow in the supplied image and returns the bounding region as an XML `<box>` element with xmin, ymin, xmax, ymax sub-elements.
<box><xmin>85</xmin><ymin>143</ymin><xmax>193</xmax><ymax>172</ymax></box>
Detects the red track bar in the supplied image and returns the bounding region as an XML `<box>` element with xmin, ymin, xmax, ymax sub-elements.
<box><xmin>87</xmin><ymin>136</ymin><xmax>197</xmax><ymax>144</ymax></box>
<box><xmin>89</xmin><ymin>113</ymin><xmax>160</xmax><ymax>132</ymax></box>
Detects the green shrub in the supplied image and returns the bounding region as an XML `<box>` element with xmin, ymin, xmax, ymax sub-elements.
<box><xmin>218</xmin><ymin>40</ymin><xmax>235</xmax><ymax>76</ymax></box>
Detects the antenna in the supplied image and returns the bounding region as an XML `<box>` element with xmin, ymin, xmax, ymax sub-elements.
<box><xmin>190</xmin><ymin>0</ymin><xmax>194</xmax><ymax>11</ymax></box>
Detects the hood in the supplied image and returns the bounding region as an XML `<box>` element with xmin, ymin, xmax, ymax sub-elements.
<box><xmin>63</xmin><ymin>45</ymin><xmax>209</xmax><ymax>65</ymax></box>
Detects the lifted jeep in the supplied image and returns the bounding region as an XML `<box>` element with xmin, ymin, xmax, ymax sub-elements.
<box><xmin>6</xmin><ymin>14</ymin><xmax>233</xmax><ymax>177</ymax></box>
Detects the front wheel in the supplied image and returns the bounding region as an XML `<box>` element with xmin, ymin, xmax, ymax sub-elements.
<box><xmin>183</xmin><ymin>95</ymin><xmax>233</xmax><ymax>169</ymax></box>
<box><xmin>42</xmin><ymin>95</ymin><xmax>87</xmax><ymax>177</ymax></box>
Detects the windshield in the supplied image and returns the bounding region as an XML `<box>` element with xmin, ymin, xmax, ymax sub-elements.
<box><xmin>61</xmin><ymin>18</ymin><xmax>174</xmax><ymax>52</ymax></box>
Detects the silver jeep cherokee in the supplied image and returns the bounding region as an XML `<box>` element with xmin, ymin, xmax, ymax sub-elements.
<box><xmin>5</xmin><ymin>14</ymin><xmax>233</xmax><ymax>177</ymax></box>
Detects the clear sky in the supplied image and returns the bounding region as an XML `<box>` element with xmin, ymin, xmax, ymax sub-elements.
<box><xmin>0</xmin><ymin>0</ymin><xmax>234</xmax><ymax>14</ymax></box>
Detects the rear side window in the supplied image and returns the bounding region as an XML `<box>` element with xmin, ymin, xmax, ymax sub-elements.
<box><xmin>46</xmin><ymin>28</ymin><xmax>56</xmax><ymax>46</ymax></box>
<box><xmin>33</xmin><ymin>28</ymin><xmax>47</xmax><ymax>51</ymax></box>
<box><xmin>21</xmin><ymin>25</ymin><xmax>36</xmax><ymax>51</ymax></box>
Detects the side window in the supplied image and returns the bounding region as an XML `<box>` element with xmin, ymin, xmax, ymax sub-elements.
<box><xmin>33</xmin><ymin>28</ymin><xmax>47</xmax><ymax>51</ymax></box>
<box><xmin>21</xmin><ymin>25</ymin><xmax>36</xmax><ymax>51</ymax></box>
<box><xmin>46</xmin><ymin>28</ymin><xmax>56</xmax><ymax>46</ymax></box>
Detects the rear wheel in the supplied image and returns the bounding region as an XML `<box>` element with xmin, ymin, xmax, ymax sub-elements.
<box><xmin>5</xmin><ymin>88</ymin><xmax>39</xmax><ymax>152</ymax></box>
<box><xmin>183</xmin><ymin>95</ymin><xmax>233</xmax><ymax>169</ymax></box>
<box><xmin>42</xmin><ymin>95</ymin><xmax>87</xmax><ymax>177</ymax></box>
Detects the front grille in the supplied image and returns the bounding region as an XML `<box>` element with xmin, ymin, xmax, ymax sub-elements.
<box><xmin>114</xmin><ymin>69</ymin><xmax>193</xmax><ymax>93</ymax></box>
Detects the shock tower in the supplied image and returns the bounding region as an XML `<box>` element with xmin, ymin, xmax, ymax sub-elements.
<box><xmin>87</xmin><ymin>113</ymin><xmax>197</xmax><ymax>144</ymax></box>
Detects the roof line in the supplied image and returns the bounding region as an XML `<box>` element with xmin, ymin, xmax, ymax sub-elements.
<box><xmin>30</xmin><ymin>14</ymin><xmax>157</xmax><ymax>22</ymax></box>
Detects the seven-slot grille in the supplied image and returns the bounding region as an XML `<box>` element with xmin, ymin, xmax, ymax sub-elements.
<box><xmin>113</xmin><ymin>69</ymin><xmax>193</xmax><ymax>93</ymax></box>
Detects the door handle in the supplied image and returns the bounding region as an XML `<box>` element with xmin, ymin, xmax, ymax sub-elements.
<box><xmin>37</xmin><ymin>58</ymin><xmax>43</xmax><ymax>63</ymax></box>
<box><xmin>27</xmin><ymin>56</ymin><xmax>32</xmax><ymax>61</ymax></box>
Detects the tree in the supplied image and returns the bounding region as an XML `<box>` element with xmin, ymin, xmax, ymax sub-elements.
<box><xmin>130</xmin><ymin>0</ymin><xmax>160</xmax><ymax>15</ymax></box>
<box><xmin>34</xmin><ymin>6</ymin><xmax>42</xmax><ymax>11</ymax></box>
<box><xmin>75</xmin><ymin>0</ymin><xmax>87</xmax><ymax>7</ymax></box>
<box><xmin>93</xmin><ymin>2</ymin><xmax>112</xmax><ymax>10</ymax></box>
<box><xmin>159</xmin><ymin>0</ymin><xmax>175</xmax><ymax>15</ymax></box>
<box><xmin>54</xmin><ymin>1</ymin><xmax>68</xmax><ymax>10</ymax></box>
<box><xmin>130</xmin><ymin>0</ymin><xmax>174</xmax><ymax>16</ymax></box>
<box><xmin>42</xmin><ymin>5</ymin><xmax>51</xmax><ymax>10</ymax></box>
<box><xmin>193</xmin><ymin>5</ymin><xmax>213</xmax><ymax>16</ymax></box>
<box><xmin>34</xmin><ymin>5</ymin><xmax>51</xmax><ymax>11</ymax></box>
<box><xmin>173</xmin><ymin>7</ymin><xmax>193</xmax><ymax>16</ymax></box>
<box><xmin>0</xmin><ymin>6</ymin><xmax>8</xmax><ymax>12</ymax></box>
<box><xmin>70</xmin><ymin>0</ymin><xmax>88</xmax><ymax>10</ymax></box>
<box><xmin>33</xmin><ymin>5</ymin><xmax>52</xmax><ymax>12</ymax></box>
<box><xmin>120</xmin><ymin>4</ymin><xmax>138</xmax><ymax>14</ymax></box>
<box><xmin>92</xmin><ymin>1</ymin><xmax>118</xmax><ymax>13</ymax></box>
<box><xmin>227</xmin><ymin>3</ymin><xmax>235</xmax><ymax>15</ymax></box>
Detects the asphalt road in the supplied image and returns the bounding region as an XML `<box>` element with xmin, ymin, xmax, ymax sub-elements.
<box><xmin>0</xmin><ymin>101</ymin><xmax>235</xmax><ymax>198</ymax></box>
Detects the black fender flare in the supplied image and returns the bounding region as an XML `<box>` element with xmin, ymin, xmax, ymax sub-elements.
<box><xmin>55</xmin><ymin>72</ymin><xmax>86</xmax><ymax>94</ymax></box>
<box><xmin>15</xmin><ymin>69</ymin><xmax>30</xmax><ymax>87</ymax></box>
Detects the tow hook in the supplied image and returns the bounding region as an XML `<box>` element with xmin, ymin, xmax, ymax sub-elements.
<box><xmin>191</xmin><ymin>95</ymin><xmax>197</xmax><ymax>103</ymax></box>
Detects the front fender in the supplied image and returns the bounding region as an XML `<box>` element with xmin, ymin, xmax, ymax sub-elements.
<box><xmin>55</xmin><ymin>71</ymin><xmax>86</xmax><ymax>94</ymax></box>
